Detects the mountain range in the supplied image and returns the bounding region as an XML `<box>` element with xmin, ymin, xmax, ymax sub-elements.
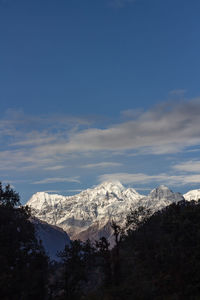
<box><xmin>26</xmin><ymin>181</ymin><xmax>200</xmax><ymax>244</ymax></box>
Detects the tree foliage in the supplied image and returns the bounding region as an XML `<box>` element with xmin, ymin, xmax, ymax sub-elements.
<box><xmin>0</xmin><ymin>182</ymin><xmax>20</xmax><ymax>207</ymax></box>
<box><xmin>58</xmin><ymin>239</ymin><xmax>96</xmax><ymax>300</ymax></box>
<box><xmin>98</xmin><ymin>201</ymin><xmax>200</xmax><ymax>300</ymax></box>
<box><xmin>96</xmin><ymin>237</ymin><xmax>112</xmax><ymax>287</ymax></box>
<box><xmin>0</xmin><ymin>182</ymin><xmax>48</xmax><ymax>300</ymax></box>
<box><xmin>125</xmin><ymin>205</ymin><xmax>152</xmax><ymax>233</ymax></box>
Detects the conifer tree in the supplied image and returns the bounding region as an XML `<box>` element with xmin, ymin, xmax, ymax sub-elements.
<box><xmin>0</xmin><ymin>182</ymin><xmax>48</xmax><ymax>300</ymax></box>
<box><xmin>95</xmin><ymin>237</ymin><xmax>112</xmax><ymax>287</ymax></box>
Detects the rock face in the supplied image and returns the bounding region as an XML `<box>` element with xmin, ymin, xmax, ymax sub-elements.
<box><xmin>184</xmin><ymin>189</ymin><xmax>200</xmax><ymax>202</ymax></box>
<box><xmin>26</xmin><ymin>181</ymin><xmax>185</xmax><ymax>243</ymax></box>
<box><xmin>140</xmin><ymin>185</ymin><xmax>184</xmax><ymax>211</ymax></box>
<box><xmin>31</xmin><ymin>218</ymin><xmax>71</xmax><ymax>261</ymax></box>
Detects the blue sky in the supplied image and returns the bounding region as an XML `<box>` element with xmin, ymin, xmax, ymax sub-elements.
<box><xmin>1</xmin><ymin>0</ymin><xmax>200</xmax><ymax>203</ymax></box>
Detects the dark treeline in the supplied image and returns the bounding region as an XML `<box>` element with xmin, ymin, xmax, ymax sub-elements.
<box><xmin>0</xmin><ymin>183</ymin><xmax>48</xmax><ymax>300</ymax></box>
<box><xmin>1</xmin><ymin>182</ymin><xmax>200</xmax><ymax>300</ymax></box>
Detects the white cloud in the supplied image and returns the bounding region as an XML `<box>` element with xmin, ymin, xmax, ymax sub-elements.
<box><xmin>44</xmin><ymin>165</ymin><xmax>65</xmax><ymax>171</ymax></box>
<box><xmin>99</xmin><ymin>172</ymin><xmax>169</xmax><ymax>184</ymax></box>
<box><xmin>173</xmin><ymin>160</ymin><xmax>200</xmax><ymax>173</ymax></box>
<box><xmin>32</xmin><ymin>177</ymin><xmax>80</xmax><ymax>184</ymax></box>
<box><xmin>133</xmin><ymin>187</ymin><xmax>152</xmax><ymax>191</ymax></box>
<box><xmin>0</xmin><ymin>149</ymin><xmax>55</xmax><ymax>170</ymax></box>
<box><xmin>2</xmin><ymin>99</ymin><xmax>200</xmax><ymax>172</ymax></box>
<box><xmin>98</xmin><ymin>172</ymin><xmax>200</xmax><ymax>186</ymax></box>
<box><xmin>81</xmin><ymin>162</ymin><xmax>122</xmax><ymax>168</ymax></box>
<box><xmin>45</xmin><ymin>99</ymin><xmax>200</xmax><ymax>155</ymax></box>
<box><xmin>11</xmin><ymin>134</ymin><xmax>56</xmax><ymax>146</ymax></box>
<box><xmin>42</xmin><ymin>190</ymin><xmax>61</xmax><ymax>194</ymax></box>
<box><xmin>66</xmin><ymin>189</ymin><xmax>83</xmax><ymax>193</ymax></box>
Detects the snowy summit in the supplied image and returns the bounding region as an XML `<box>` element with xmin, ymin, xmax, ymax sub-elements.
<box><xmin>26</xmin><ymin>181</ymin><xmax>194</xmax><ymax>243</ymax></box>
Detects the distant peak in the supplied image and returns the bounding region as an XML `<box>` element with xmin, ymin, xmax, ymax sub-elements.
<box><xmin>149</xmin><ymin>185</ymin><xmax>171</xmax><ymax>193</ymax></box>
<box><xmin>35</xmin><ymin>191</ymin><xmax>49</xmax><ymax>195</ymax></box>
<box><xmin>184</xmin><ymin>189</ymin><xmax>200</xmax><ymax>201</ymax></box>
<box><xmin>97</xmin><ymin>180</ymin><xmax>124</xmax><ymax>190</ymax></box>
<box><xmin>157</xmin><ymin>185</ymin><xmax>170</xmax><ymax>190</ymax></box>
<box><xmin>149</xmin><ymin>185</ymin><xmax>172</xmax><ymax>197</ymax></box>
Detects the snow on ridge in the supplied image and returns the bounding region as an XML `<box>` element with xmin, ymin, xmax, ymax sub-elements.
<box><xmin>26</xmin><ymin>181</ymin><xmax>196</xmax><ymax>244</ymax></box>
<box><xmin>26</xmin><ymin>181</ymin><xmax>144</xmax><ymax>241</ymax></box>
<box><xmin>184</xmin><ymin>189</ymin><xmax>200</xmax><ymax>201</ymax></box>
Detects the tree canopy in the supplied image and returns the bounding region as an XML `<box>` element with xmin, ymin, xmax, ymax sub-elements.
<box><xmin>0</xmin><ymin>182</ymin><xmax>49</xmax><ymax>300</ymax></box>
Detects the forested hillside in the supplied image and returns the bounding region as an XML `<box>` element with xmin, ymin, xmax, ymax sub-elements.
<box><xmin>94</xmin><ymin>200</ymin><xmax>200</xmax><ymax>300</ymax></box>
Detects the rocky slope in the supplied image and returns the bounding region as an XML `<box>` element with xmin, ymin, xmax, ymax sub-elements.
<box><xmin>140</xmin><ymin>185</ymin><xmax>184</xmax><ymax>211</ymax></box>
<box><xmin>26</xmin><ymin>181</ymin><xmax>186</xmax><ymax>243</ymax></box>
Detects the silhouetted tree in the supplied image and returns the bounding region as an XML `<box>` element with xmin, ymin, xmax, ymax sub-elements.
<box><xmin>110</xmin><ymin>221</ymin><xmax>124</xmax><ymax>286</ymax></box>
<box><xmin>0</xmin><ymin>182</ymin><xmax>48</xmax><ymax>300</ymax></box>
<box><xmin>0</xmin><ymin>182</ymin><xmax>20</xmax><ymax>207</ymax></box>
<box><xmin>125</xmin><ymin>206</ymin><xmax>151</xmax><ymax>234</ymax></box>
<box><xmin>95</xmin><ymin>237</ymin><xmax>112</xmax><ymax>287</ymax></box>
<box><xmin>58</xmin><ymin>240</ymin><xmax>90</xmax><ymax>299</ymax></box>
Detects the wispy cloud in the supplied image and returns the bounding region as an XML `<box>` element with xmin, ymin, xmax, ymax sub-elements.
<box><xmin>0</xmin><ymin>110</ymin><xmax>93</xmax><ymax>170</ymax></box>
<box><xmin>66</xmin><ymin>189</ymin><xmax>83</xmax><ymax>193</ymax></box>
<box><xmin>44</xmin><ymin>165</ymin><xmax>65</xmax><ymax>171</ymax></box>
<box><xmin>173</xmin><ymin>160</ymin><xmax>200</xmax><ymax>173</ymax></box>
<box><xmin>81</xmin><ymin>162</ymin><xmax>122</xmax><ymax>168</ymax></box>
<box><xmin>169</xmin><ymin>89</ymin><xmax>187</xmax><ymax>97</ymax></box>
<box><xmin>42</xmin><ymin>190</ymin><xmax>61</xmax><ymax>194</ymax></box>
<box><xmin>51</xmin><ymin>99</ymin><xmax>200</xmax><ymax>155</ymax></box>
<box><xmin>32</xmin><ymin>177</ymin><xmax>80</xmax><ymax>185</ymax></box>
<box><xmin>1</xmin><ymin>99</ymin><xmax>200</xmax><ymax>172</ymax></box>
<box><xmin>99</xmin><ymin>172</ymin><xmax>170</xmax><ymax>184</ymax></box>
<box><xmin>0</xmin><ymin>149</ymin><xmax>55</xmax><ymax>170</ymax></box>
<box><xmin>11</xmin><ymin>134</ymin><xmax>56</xmax><ymax>146</ymax></box>
<box><xmin>98</xmin><ymin>172</ymin><xmax>200</xmax><ymax>186</ymax></box>
<box><xmin>133</xmin><ymin>187</ymin><xmax>152</xmax><ymax>191</ymax></box>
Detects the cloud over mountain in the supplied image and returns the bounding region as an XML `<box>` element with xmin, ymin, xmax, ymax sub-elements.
<box><xmin>1</xmin><ymin>100</ymin><xmax>200</xmax><ymax>172</ymax></box>
<box><xmin>1</xmin><ymin>99</ymin><xmax>200</xmax><ymax>200</ymax></box>
<box><xmin>98</xmin><ymin>172</ymin><xmax>200</xmax><ymax>186</ymax></box>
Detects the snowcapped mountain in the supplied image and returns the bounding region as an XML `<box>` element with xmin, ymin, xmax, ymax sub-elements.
<box><xmin>26</xmin><ymin>181</ymin><xmax>185</xmax><ymax>243</ymax></box>
<box><xmin>27</xmin><ymin>181</ymin><xmax>143</xmax><ymax>241</ymax></box>
<box><xmin>31</xmin><ymin>218</ymin><xmax>70</xmax><ymax>261</ymax></box>
<box><xmin>184</xmin><ymin>189</ymin><xmax>200</xmax><ymax>202</ymax></box>
<box><xmin>140</xmin><ymin>185</ymin><xmax>184</xmax><ymax>211</ymax></box>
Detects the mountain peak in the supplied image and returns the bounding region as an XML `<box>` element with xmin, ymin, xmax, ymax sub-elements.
<box><xmin>26</xmin><ymin>182</ymin><xmax>187</xmax><ymax>243</ymax></box>
<box><xmin>184</xmin><ymin>189</ymin><xmax>200</xmax><ymax>201</ymax></box>
<box><xmin>149</xmin><ymin>185</ymin><xmax>171</xmax><ymax>196</ymax></box>
<box><xmin>154</xmin><ymin>184</ymin><xmax>171</xmax><ymax>191</ymax></box>
<box><xmin>26</xmin><ymin>180</ymin><xmax>143</xmax><ymax>241</ymax></box>
<box><xmin>97</xmin><ymin>180</ymin><xmax>124</xmax><ymax>191</ymax></box>
<box><xmin>148</xmin><ymin>185</ymin><xmax>184</xmax><ymax>205</ymax></box>
<box><xmin>158</xmin><ymin>184</ymin><xmax>169</xmax><ymax>189</ymax></box>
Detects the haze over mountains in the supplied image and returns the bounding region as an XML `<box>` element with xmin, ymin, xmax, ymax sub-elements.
<box><xmin>31</xmin><ymin>218</ymin><xmax>70</xmax><ymax>261</ymax></box>
<box><xmin>26</xmin><ymin>181</ymin><xmax>200</xmax><ymax>244</ymax></box>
